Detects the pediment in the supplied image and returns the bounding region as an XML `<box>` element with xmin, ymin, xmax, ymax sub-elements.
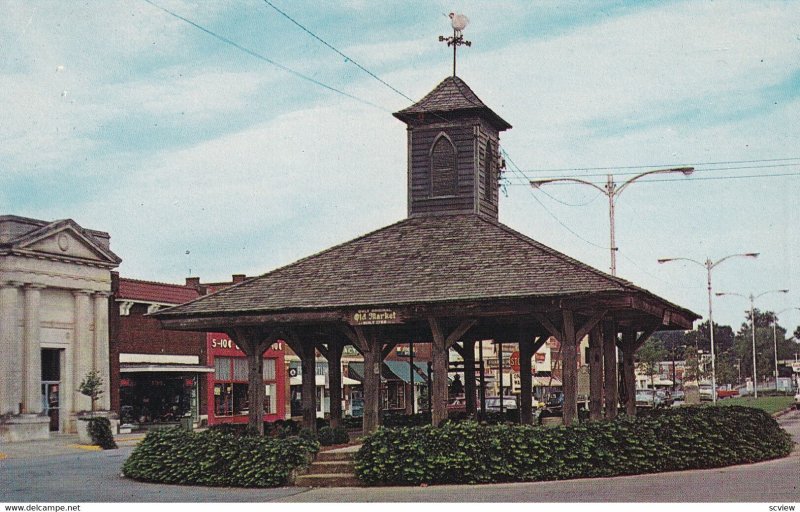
<box><xmin>12</xmin><ymin>221</ymin><xmax>120</xmax><ymax>266</ymax></box>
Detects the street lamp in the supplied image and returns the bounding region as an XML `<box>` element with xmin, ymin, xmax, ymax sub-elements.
<box><xmin>657</xmin><ymin>253</ymin><xmax>759</xmax><ymax>403</ymax></box>
<box><xmin>531</xmin><ymin>167</ymin><xmax>694</xmax><ymax>276</ymax></box>
<box><xmin>772</xmin><ymin>307</ymin><xmax>800</xmax><ymax>391</ymax></box>
<box><xmin>715</xmin><ymin>289</ymin><xmax>789</xmax><ymax>398</ymax></box>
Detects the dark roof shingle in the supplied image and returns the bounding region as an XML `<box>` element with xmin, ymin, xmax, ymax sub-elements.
<box><xmin>393</xmin><ymin>76</ymin><xmax>511</xmax><ymax>130</ymax></box>
<box><xmin>155</xmin><ymin>214</ymin><xmax>691</xmax><ymax>318</ymax></box>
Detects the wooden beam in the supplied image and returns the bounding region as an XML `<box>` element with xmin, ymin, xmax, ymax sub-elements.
<box><xmin>381</xmin><ymin>341</ymin><xmax>399</xmax><ymax>361</ymax></box>
<box><xmin>603</xmin><ymin>320</ymin><xmax>618</xmax><ymax>419</ymax></box>
<box><xmin>518</xmin><ymin>331</ymin><xmax>537</xmax><ymax>425</ymax></box>
<box><xmin>427</xmin><ymin>317</ymin><xmax>449</xmax><ymax>426</ymax></box>
<box><xmin>635</xmin><ymin>322</ymin><xmax>661</xmax><ymax>350</ymax></box>
<box><xmin>588</xmin><ymin>324</ymin><xmax>603</xmax><ymax>421</ymax></box>
<box><xmin>561</xmin><ymin>310</ymin><xmax>578</xmax><ymax>426</ymax></box>
<box><xmin>621</xmin><ymin>329</ymin><xmax>637</xmax><ymax>417</ymax></box>
<box><xmin>445</xmin><ymin>319</ymin><xmax>478</xmax><ymax>349</ymax></box>
<box><xmin>532</xmin><ymin>312</ymin><xmax>562</xmax><ymax>339</ymax></box>
<box><xmin>575</xmin><ymin>310</ymin><xmax>607</xmax><ymax>342</ymax></box>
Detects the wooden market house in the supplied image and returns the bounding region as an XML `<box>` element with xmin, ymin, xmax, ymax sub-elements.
<box><xmin>153</xmin><ymin>75</ymin><xmax>699</xmax><ymax>434</ymax></box>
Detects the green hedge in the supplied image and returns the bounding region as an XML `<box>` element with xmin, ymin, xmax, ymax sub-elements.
<box><xmin>88</xmin><ymin>417</ymin><xmax>117</xmax><ymax>450</ymax></box>
<box><xmin>354</xmin><ymin>406</ymin><xmax>793</xmax><ymax>485</ymax></box>
<box><xmin>122</xmin><ymin>428</ymin><xmax>319</xmax><ymax>487</ymax></box>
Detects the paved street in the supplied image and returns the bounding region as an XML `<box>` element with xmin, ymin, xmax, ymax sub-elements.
<box><xmin>1</xmin><ymin>410</ymin><xmax>798</xmax><ymax>503</ymax></box>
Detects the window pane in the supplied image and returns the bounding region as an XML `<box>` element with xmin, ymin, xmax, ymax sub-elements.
<box><xmin>233</xmin><ymin>383</ymin><xmax>248</xmax><ymax>414</ymax></box>
<box><xmin>316</xmin><ymin>362</ymin><xmax>326</xmax><ymax>376</ymax></box>
<box><xmin>233</xmin><ymin>357</ymin><xmax>248</xmax><ymax>381</ymax></box>
<box><xmin>263</xmin><ymin>359</ymin><xmax>276</xmax><ymax>380</ymax></box>
<box><xmin>264</xmin><ymin>383</ymin><xmax>276</xmax><ymax>414</ymax></box>
<box><xmin>214</xmin><ymin>357</ymin><xmax>231</xmax><ymax>381</ymax></box>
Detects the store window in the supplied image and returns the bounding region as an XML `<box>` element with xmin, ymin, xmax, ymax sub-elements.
<box><xmin>214</xmin><ymin>357</ymin><xmax>278</xmax><ymax>417</ymax></box>
<box><xmin>381</xmin><ymin>381</ymin><xmax>406</xmax><ymax>410</ymax></box>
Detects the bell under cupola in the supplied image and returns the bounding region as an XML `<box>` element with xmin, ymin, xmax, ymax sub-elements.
<box><xmin>393</xmin><ymin>76</ymin><xmax>512</xmax><ymax>221</ymax></box>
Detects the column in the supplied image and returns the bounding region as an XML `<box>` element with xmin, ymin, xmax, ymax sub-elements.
<box><xmin>361</xmin><ymin>344</ymin><xmax>381</xmax><ymax>434</ymax></box>
<box><xmin>93</xmin><ymin>292</ymin><xmax>111</xmax><ymax>410</ymax></box>
<box><xmin>431</xmin><ymin>338</ymin><xmax>449</xmax><ymax>427</ymax></box>
<box><xmin>22</xmin><ymin>284</ymin><xmax>45</xmax><ymax>414</ymax></box>
<box><xmin>588</xmin><ymin>325</ymin><xmax>604</xmax><ymax>420</ymax></box>
<box><xmin>462</xmin><ymin>340</ymin><xmax>476</xmax><ymax>416</ymax></box>
<box><xmin>561</xmin><ymin>310</ymin><xmax>578</xmax><ymax>426</ymax></box>
<box><xmin>246</xmin><ymin>350</ymin><xmax>265</xmax><ymax>434</ymax></box>
<box><xmin>603</xmin><ymin>321</ymin><xmax>618</xmax><ymax>419</ymax></box>
<box><xmin>73</xmin><ymin>290</ymin><xmax>93</xmax><ymax>412</ymax></box>
<box><xmin>519</xmin><ymin>337</ymin><xmax>534</xmax><ymax>425</ymax></box>
<box><xmin>327</xmin><ymin>342</ymin><xmax>344</xmax><ymax>429</ymax></box>
<box><xmin>621</xmin><ymin>330</ymin><xmax>637</xmax><ymax>416</ymax></box>
<box><xmin>0</xmin><ymin>282</ymin><xmax>22</xmax><ymax>415</ymax></box>
<box><xmin>300</xmin><ymin>344</ymin><xmax>318</xmax><ymax>432</ymax></box>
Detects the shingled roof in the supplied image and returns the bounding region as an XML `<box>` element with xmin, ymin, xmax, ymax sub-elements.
<box><xmin>154</xmin><ymin>214</ymin><xmax>695</xmax><ymax>319</ymax></box>
<box><xmin>393</xmin><ymin>76</ymin><xmax>512</xmax><ymax>130</ymax></box>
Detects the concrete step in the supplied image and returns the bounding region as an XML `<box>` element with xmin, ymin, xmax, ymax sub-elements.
<box><xmin>306</xmin><ymin>460</ymin><xmax>355</xmax><ymax>474</ymax></box>
<box><xmin>294</xmin><ymin>473</ymin><xmax>362</xmax><ymax>488</ymax></box>
<box><xmin>316</xmin><ymin>450</ymin><xmax>356</xmax><ymax>462</ymax></box>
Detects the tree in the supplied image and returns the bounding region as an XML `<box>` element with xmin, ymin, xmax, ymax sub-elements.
<box><xmin>715</xmin><ymin>350</ymin><xmax>739</xmax><ymax>386</ymax></box>
<box><xmin>636</xmin><ymin>339</ymin><xmax>667</xmax><ymax>391</ymax></box>
<box><xmin>78</xmin><ymin>370</ymin><xmax>104</xmax><ymax>414</ymax></box>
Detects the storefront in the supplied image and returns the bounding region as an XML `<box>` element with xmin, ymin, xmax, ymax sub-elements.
<box><xmin>206</xmin><ymin>334</ymin><xmax>286</xmax><ymax>425</ymax></box>
<box><xmin>118</xmin><ymin>365</ymin><xmax>209</xmax><ymax>426</ymax></box>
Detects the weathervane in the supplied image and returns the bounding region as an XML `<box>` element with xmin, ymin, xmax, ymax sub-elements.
<box><xmin>439</xmin><ymin>12</ymin><xmax>471</xmax><ymax>77</ymax></box>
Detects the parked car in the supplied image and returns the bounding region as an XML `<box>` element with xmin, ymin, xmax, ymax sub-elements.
<box><xmin>655</xmin><ymin>389</ymin><xmax>673</xmax><ymax>407</ymax></box>
<box><xmin>484</xmin><ymin>396</ymin><xmax>518</xmax><ymax>412</ymax></box>
<box><xmin>717</xmin><ymin>388</ymin><xmax>740</xmax><ymax>399</ymax></box>
<box><xmin>635</xmin><ymin>389</ymin><xmax>664</xmax><ymax>408</ymax></box>
<box><xmin>699</xmin><ymin>385</ymin><xmax>714</xmax><ymax>401</ymax></box>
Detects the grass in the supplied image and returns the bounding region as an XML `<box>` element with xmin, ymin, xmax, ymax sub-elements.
<box><xmin>713</xmin><ymin>395</ymin><xmax>794</xmax><ymax>415</ymax></box>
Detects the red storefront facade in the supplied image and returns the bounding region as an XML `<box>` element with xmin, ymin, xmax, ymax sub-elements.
<box><xmin>206</xmin><ymin>333</ymin><xmax>286</xmax><ymax>425</ymax></box>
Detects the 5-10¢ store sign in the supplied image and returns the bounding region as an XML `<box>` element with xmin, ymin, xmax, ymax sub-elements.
<box><xmin>350</xmin><ymin>308</ymin><xmax>403</xmax><ymax>325</ymax></box>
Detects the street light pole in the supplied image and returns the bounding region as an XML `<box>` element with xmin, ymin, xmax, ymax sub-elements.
<box><xmin>657</xmin><ymin>253</ymin><xmax>759</xmax><ymax>403</ymax></box>
<box><xmin>531</xmin><ymin>167</ymin><xmax>694</xmax><ymax>276</ymax></box>
<box><xmin>772</xmin><ymin>307</ymin><xmax>800</xmax><ymax>391</ymax></box>
<box><xmin>715</xmin><ymin>289</ymin><xmax>789</xmax><ymax>399</ymax></box>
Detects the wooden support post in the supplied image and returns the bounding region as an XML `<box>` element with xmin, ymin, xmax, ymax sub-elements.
<box><xmin>518</xmin><ymin>334</ymin><xmax>535</xmax><ymax>425</ymax></box>
<box><xmin>229</xmin><ymin>327</ymin><xmax>279</xmax><ymax>435</ymax></box>
<box><xmin>621</xmin><ymin>329</ymin><xmax>637</xmax><ymax>417</ymax></box>
<box><xmin>326</xmin><ymin>340</ymin><xmax>345</xmax><ymax>428</ymax></box>
<box><xmin>407</xmin><ymin>341</ymin><xmax>415</xmax><ymax>415</ymax></box>
<box><xmin>561</xmin><ymin>310</ymin><xmax>578</xmax><ymax>426</ymax></box>
<box><xmin>340</xmin><ymin>325</ymin><xmax>382</xmax><ymax>434</ymax></box>
<box><xmin>463</xmin><ymin>340</ymin><xmax>476</xmax><ymax>416</ymax></box>
<box><xmin>603</xmin><ymin>321</ymin><xmax>619</xmax><ymax>419</ymax></box>
<box><xmin>429</xmin><ymin>318</ymin><xmax>449</xmax><ymax>427</ymax></box>
<box><xmin>588</xmin><ymin>324</ymin><xmax>604</xmax><ymax>421</ymax></box>
<box><xmin>428</xmin><ymin>317</ymin><xmax>476</xmax><ymax>427</ymax></box>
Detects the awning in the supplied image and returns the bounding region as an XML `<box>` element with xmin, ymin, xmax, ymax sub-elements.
<box><xmin>532</xmin><ymin>376</ymin><xmax>562</xmax><ymax>387</ymax></box>
<box><xmin>120</xmin><ymin>363</ymin><xmax>214</xmax><ymax>373</ymax></box>
<box><xmin>383</xmin><ymin>361</ymin><xmax>429</xmax><ymax>384</ymax></box>
<box><xmin>289</xmin><ymin>375</ymin><xmax>360</xmax><ymax>386</ymax></box>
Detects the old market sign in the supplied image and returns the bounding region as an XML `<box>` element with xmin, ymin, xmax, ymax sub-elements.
<box><xmin>349</xmin><ymin>308</ymin><xmax>404</xmax><ymax>325</ymax></box>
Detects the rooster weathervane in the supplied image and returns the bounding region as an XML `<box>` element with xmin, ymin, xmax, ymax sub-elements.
<box><xmin>439</xmin><ymin>12</ymin><xmax>471</xmax><ymax>77</ymax></box>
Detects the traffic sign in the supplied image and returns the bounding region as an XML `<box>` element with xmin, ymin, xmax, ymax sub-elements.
<box><xmin>510</xmin><ymin>351</ymin><xmax>520</xmax><ymax>373</ymax></box>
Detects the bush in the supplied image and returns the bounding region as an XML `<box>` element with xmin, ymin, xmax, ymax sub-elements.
<box><xmin>87</xmin><ymin>417</ymin><xmax>117</xmax><ymax>450</ymax></box>
<box><xmin>354</xmin><ymin>406</ymin><xmax>793</xmax><ymax>486</ymax></box>
<box><xmin>318</xmin><ymin>426</ymin><xmax>350</xmax><ymax>446</ymax></box>
<box><xmin>122</xmin><ymin>427</ymin><xmax>319</xmax><ymax>487</ymax></box>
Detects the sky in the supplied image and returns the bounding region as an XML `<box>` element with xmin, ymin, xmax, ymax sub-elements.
<box><xmin>2</xmin><ymin>0</ymin><xmax>799</xmax><ymax>335</ymax></box>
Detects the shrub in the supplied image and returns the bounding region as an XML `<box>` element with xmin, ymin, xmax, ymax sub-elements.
<box><xmin>87</xmin><ymin>417</ymin><xmax>117</xmax><ymax>450</ymax></box>
<box><xmin>318</xmin><ymin>426</ymin><xmax>350</xmax><ymax>446</ymax></box>
<box><xmin>354</xmin><ymin>406</ymin><xmax>793</xmax><ymax>486</ymax></box>
<box><xmin>122</xmin><ymin>427</ymin><xmax>319</xmax><ymax>487</ymax></box>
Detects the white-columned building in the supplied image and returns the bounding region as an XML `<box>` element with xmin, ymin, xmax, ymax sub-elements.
<box><xmin>0</xmin><ymin>215</ymin><xmax>121</xmax><ymax>441</ymax></box>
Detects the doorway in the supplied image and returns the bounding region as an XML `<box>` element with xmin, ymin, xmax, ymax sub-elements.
<box><xmin>41</xmin><ymin>349</ymin><xmax>62</xmax><ymax>432</ymax></box>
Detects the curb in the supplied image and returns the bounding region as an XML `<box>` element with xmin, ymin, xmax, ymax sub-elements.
<box><xmin>69</xmin><ymin>444</ymin><xmax>102</xmax><ymax>451</ymax></box>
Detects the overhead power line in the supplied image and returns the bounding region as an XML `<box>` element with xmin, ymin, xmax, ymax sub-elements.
<box><xmin>520</xmin><ymin>156</ymin><xmax>800</xmax><ymax>174</ymax></box>
<box><xmin>503</xmin><ymin>170</ymin><xmax>800</xmax><ymax>186</ymax></box>
<box><xmin>141</xmin><ymin>0</ymin><xmax>389</xmax><ymax>112</ymax></box>
<box><xmin>261</xmin><ymin>0</ymin><xmax>416</xmax><ymax>103</ymax></box>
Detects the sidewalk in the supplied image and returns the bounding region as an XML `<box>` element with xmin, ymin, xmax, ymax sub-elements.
<box><xmin>0</xmin><ymin>431</ymin><xmax>145</xmax><ymax>460</ymax></box>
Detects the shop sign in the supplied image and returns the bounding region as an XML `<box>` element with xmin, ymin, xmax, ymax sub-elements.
<box><xmin>209</xmin><ymin>336</ymin><xmax>284</xmax><ymax>352</ymax></box>
<box><xmin>791</xmin><ymin>362</ymin><xmax>800</xmax><ymax>373</ymax></box>
<box><xmin>535</xmin><ymin>353</ymin><xmax>546</xmax><ymax>363</ymax></box>
<box><xmin>350</xmin><ymin>308</ymin><xmax>402</xmax><ymax>325</ymax></box>
<box><xmin>395</xmin><ymin>344</ymin><xmax>416</xmax><ymax>357</ymax></box>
